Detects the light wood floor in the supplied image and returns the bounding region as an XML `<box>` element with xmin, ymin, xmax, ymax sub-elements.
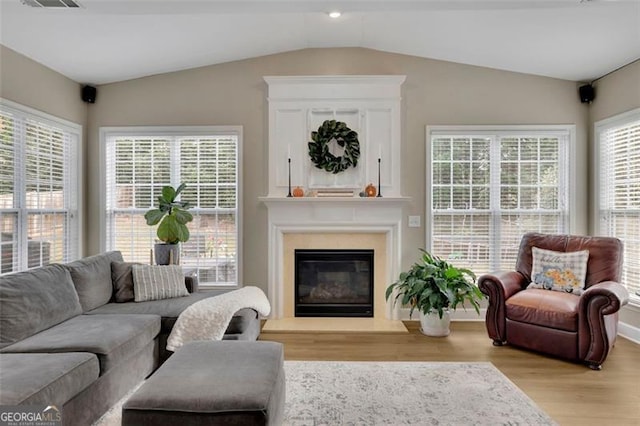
<box><xmin>260</xmin><ymin>321</ymin><xmax>640</xmax><ymax>426</ymax></box>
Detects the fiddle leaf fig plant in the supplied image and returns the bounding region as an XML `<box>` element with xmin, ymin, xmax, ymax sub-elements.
<box><xmin>144</xmin><ymin>183</ymin><xmax>193</xmax><ymax>244</ymax></box>
<box><xmin>385</xmin><ymin>249</ymin><xmax>484</xmax><ymax>319</ymax></box>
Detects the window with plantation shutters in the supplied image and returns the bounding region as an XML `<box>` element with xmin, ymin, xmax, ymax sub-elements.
<box><xmin>596</xmin><ymin>108</ymin><xmax>640</xmax><ymax>302</ymax></box>
<box><xmin>0</xmin><ymin>100</ymin><xmax>80</xmax><ymax>274</ymax></box>
<box><xmin>427</xmin><ymin>126</ymin><xmax>572</xmax><ymax>275</ymax></box>
<box><xmin>102</xmin><ymin>127</ymin><xmax>241</xmax><ymax>287</ymax></box>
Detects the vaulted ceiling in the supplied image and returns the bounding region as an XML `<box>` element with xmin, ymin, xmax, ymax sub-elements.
<box><xmin>1</xmin><ymin>0</ymin><xmax>639</xmax><ymax>85</ymax></box>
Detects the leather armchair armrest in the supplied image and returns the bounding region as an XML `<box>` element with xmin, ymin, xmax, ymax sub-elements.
<box><xmin>478</xmin><ymin>271</ymin><xmax>527</xmax><ymax>301</ymax></box>
<box><xmin>184</xmin><ymin>274</ymin><xmax>199</xmax><ymax>293</ymax></box>
<box><xmin>578</xmin><ymin>281</ymin><xmax>629</xmax><ymax>368</ymax></box>
<box><xmin>579</xmin><ymin>281</ymin><xmax>629</xmax><ymax>316</ymax></box>
<box><xmin>477</xmin><ymin>271</ymin><xmax>528</xmax><ymax>344</ymax></box>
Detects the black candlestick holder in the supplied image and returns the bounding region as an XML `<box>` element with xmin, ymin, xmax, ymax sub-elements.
<box><xmin>287</xmin><ymin>158</ymin><xmax>292</xmax><ymax>197</ymax></box>
<box><xmin>377</xmin><ymin>157</ymin><xmax>382</xmax><ymax>197</ymax></box>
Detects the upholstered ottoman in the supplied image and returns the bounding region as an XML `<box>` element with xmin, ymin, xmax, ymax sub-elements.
<box><xmin>122</xmin><ymin>341</ymin><xmax>285</xmax><ymax>426</ymax></box>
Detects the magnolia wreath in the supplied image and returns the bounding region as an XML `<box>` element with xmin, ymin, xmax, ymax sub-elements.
<box><xmin>308</xmin><ymin>120</ymin><xmax>360</xmax><ymax>174</ymax></box>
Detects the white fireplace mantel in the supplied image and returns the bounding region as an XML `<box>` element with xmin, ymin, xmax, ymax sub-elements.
<box><xmin>261</xmin><ymin>197</ymin><xmax>410</xmax><ymax>319</ymax></box>
<box><xmin>259</xmin><ymin>196</ymin><xmax>410</xmax><ymax>207</ymax></box>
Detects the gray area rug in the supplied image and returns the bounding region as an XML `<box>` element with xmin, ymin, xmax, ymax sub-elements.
<box><xmin>284</xmin><ymin>361</ymin><xmax>555</xmax><ymax>425</ymax></box>
<box><xmin>94</xmin><ymin>361</ymin><xmax>556</xmax><ymax>426</ymax></box>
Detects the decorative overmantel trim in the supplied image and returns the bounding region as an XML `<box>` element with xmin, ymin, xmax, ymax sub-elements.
<box><xmin>264</xmin><ymin>75</ymin><xmax>406</xmax><ymax>197</ymax></box>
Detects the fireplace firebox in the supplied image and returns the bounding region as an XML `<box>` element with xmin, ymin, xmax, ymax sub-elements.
<box><xmin>294</xmin><ymin>249</ymin><xmax>374</xmax><ymax>317</ymax></box>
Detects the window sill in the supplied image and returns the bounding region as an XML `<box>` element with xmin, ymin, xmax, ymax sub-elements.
<box><xmin>624</xmin><ymin>298</ymin><xmax>640</xmax><ymax>312</ymax></box>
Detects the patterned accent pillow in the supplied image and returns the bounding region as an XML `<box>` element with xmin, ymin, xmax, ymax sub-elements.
<box><xmin>527</xmin><ymin>247</ymin><xmax>589</xmax><ymax>295</ymax></box>
<box><xmin>132</xmin><ymin>265</ymin><xmax>189</xmax><ymax>302</ymax></box>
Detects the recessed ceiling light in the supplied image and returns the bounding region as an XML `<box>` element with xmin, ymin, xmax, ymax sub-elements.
<box><xmin>328</xmin><ymin>11</ymin><xmax>341</xmax><ymax>19</ymax></box>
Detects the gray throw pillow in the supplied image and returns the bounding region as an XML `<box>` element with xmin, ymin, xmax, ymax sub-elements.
<box><xmin>132</xmin><ymin>264</ymin><xmax>188</xmax><ymax>302</ymax></box>
<box><xmin>65</xmin><ymin>251</ymin><xmax>123</xmax><ymax>311</ymax></box>
<box><xmin>111</xmin><ymin>261</ymin><xmax>141</xmax><ymax>303</ymax></box>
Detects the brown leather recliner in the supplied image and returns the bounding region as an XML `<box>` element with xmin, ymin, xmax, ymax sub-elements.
<box><xmin>478</xmin><ymin>232</ymin><xmax>629</xmax><ymax>370</ymax></box>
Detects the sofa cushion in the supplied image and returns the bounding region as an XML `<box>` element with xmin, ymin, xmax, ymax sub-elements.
<box><xmin>65</xmin><ymin>251</ymin><xmax>123</xmax><ymax>311</ymax></box>
<box><xmin>87</xmin><ymin>291</ymin><xmax>256</xmax><ymax>334</ymax></box>
<box><xmin>111</xmin><ymin>261</ymin><xmax>141</xmax><ymax>303</ymax></box>
<box><xmin>0</xmin><ymin>352</ymin><xmax>99</xmax><ymax>406</ymax></box>
<box><xmin>506</xmin><ymin>289</ymin><xmax>579</xmax><ymax>332</ymax></box>
<box><xmin>0</xmin><ymin>314</ymin><xmax>160</xmax><ymax>374</ymax></box>
<box><xmin>0</xmin><ymin>264</ymin><xmax>82</xmax><ymax>349</ymax></box>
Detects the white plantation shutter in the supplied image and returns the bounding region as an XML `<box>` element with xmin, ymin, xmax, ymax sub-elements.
<box><xmin>103</xmin><ymin>127</ymin><xmax>241</xmax><ymax>286</ymax></box>
<box><xmin>428</xmin><ymin>127</ymin><xmax>570</xmax><ymax>275</ymax></box>
<box><xmin>597</xmin><ymin>109</ymin><xmax>640</xmax><ymax>300</ymax></box>
<box><xmin>0</xmin><ymin>101</ymin><xmax>80</xmax><ymax>274</ymax></box>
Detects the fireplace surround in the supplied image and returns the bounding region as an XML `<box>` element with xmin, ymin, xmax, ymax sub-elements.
<box><xmin>260</xmin><ymin>199</ymin><xmax>408</xmax><ymax>320</ymax></box>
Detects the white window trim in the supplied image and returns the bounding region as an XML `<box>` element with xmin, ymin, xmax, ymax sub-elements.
<box><xmin>99</xmin><ymin>125</ymin><xmax>243</xmax><ymax>288</ymax></box>
<box><xmin>594</xmin><ymin>107</ymin><xmax>640</xmax><ymax>217</ymax></box>
<box><xmin>0</xmin><ymin>97</ymin><xmax>83</xmax><ymax>263</ymax></box>
<box><xmin>594</xmin><ymin>107</ymin><xmax>640</xmax><ymax>306</ymax></box>
<box><xmin>425</xmin><ymin>124</ymin><xmax>577</xmax><ymax>265</ymax></box>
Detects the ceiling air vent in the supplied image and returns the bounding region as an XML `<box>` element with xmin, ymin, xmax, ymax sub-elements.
<box><xmin>21</xmin><ymin>0</ymin><xmax>81</xmax><ymax>7</ymax></box>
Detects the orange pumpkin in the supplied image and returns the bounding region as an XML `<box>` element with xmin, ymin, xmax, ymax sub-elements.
<box><xmin>292</xmin><ymin>186</ymin><xmax>304</xmax><ymax>197</ymax></box>
<box><xmin>365</xmin><ymin>183</ymin><xmax>377</xmax><ymax>197</ymax></box>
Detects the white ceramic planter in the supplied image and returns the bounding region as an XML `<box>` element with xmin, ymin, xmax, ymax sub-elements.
<box><xmin>419</xmin><ymin>310</ymin><xmax>451</xmax><ymax>337</ymax></box>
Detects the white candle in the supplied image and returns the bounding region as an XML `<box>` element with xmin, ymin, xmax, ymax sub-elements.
<box><xmin>378</xmin><ymin>144</ymin><xmax>382</xmax><ymax>159</ymax></box>
<box><xmin>287</xmin><ymin>144</ymin><xmax>291</xmax><ymax>159</ymax></box>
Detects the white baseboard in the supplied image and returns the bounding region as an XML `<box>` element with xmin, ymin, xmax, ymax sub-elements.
<box><xmin>618</xmin><ymin>321</ymin><xmax>640</xmax><ymax>344</ymax></box>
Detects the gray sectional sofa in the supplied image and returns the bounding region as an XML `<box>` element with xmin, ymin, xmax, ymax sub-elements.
<box><xmin>0</xmin><ymin>251</ymin><xmax>260</xmax><ymax>426</ymax></box>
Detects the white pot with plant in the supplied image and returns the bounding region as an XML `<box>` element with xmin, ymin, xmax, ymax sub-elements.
<box><xmin>144</xmin><ymin>183</ymin><xmax>193</xmax><ymax>265</ymax></box>
<box><xmin>385</xmin><ymin>250</ymin><xmax>484</xmax><ymax>337</ymax></box>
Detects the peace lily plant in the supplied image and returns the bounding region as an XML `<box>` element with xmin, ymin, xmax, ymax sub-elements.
<box><xmin>385</xmin><ymin>249</ymin><xmax>484</xmax><ymax>336</ymax></box>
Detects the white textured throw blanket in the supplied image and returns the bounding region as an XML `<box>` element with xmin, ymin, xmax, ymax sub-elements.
<box><xmin>166</xmin><ymin>286</ymin><xmax>271</xmax><ymax>351</ymax></box>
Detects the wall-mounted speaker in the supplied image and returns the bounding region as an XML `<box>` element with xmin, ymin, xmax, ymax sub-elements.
<box><xmin>81</xmin><ymin>85</ymin><xmax>97</xmax><ymax>104</ymax></box>
<box><xmin>579</xmin><ymin>84</ymin><xmax>595</xmax><ymax>104</ymax></box>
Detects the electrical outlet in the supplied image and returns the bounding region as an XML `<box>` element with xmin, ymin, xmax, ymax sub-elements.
<box><xmin>408</xmin><ymin>215</ymin><xmax>421</xmax><ymax>228</ymax></box>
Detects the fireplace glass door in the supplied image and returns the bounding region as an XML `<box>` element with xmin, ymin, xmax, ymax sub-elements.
<box><xmin>295</xmin><ymin>249</ymin><xmax>374</xmax><ymax>317</ymax></box>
